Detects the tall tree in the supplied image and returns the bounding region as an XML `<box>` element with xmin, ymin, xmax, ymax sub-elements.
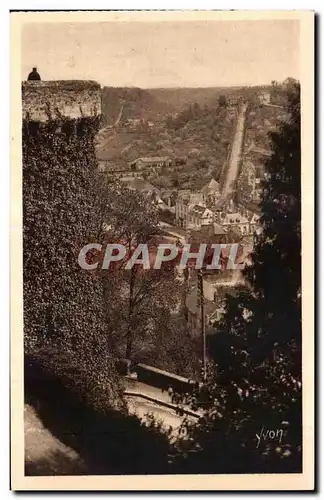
<box><xmin>101</xmin><ymin>185</ymin><xmax>182</xmax><ymax>360</ymax></box>
<box><xmin>175</xmin><ymin>81</ymin><xmax>302</xmax><ymax>474</ymax></box>
<box><xmin>218</xmin><ymin>94</ymin><xmax>227</xmax><ymax>107</ymax></box>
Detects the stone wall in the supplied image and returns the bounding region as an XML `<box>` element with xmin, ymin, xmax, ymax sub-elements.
<box><xmin>22</xmin><ymin>80</ymin><xmax>101</xmax><ymax>122</ymax></box>
<box><xmin>136</xmin><ymin>363</ymin><xmax>195</xmax><ymax>393</ymax></box>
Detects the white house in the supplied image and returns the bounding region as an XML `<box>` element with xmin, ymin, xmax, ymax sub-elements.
<box><xmin>129</xmin><ymin>156</ymin><xmax>171</xmax><ymax>173</ymax></box>
<box><xmin>186</xmin><ymin>206</ymin><xmax>214</xmax><ymax>230</ymax></box>
<box><xmin>221</xmin><ymin>212</ymin><xmax>250</xmax><ymax>236</ymax></box>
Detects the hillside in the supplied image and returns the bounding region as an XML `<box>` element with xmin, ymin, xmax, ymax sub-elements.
<box><xmin>101</xmin><ymin>85</ymin><xmax>275</xmax><ymax>125</ymax></box>
<box><xmin>148</xmin><ymin>87</ymin><xmax>238</xmax><ymax>111</ymax></box>
<box><xmin>96</xmin><ymin>102</ymin><xmax>236</xmax><ymax>190</ymax></box>
<box><xmin>148</xmin><ymin>85</ymin><xmax>273</xmax><ymax>112</ymax></box>
<box><xmin>97</xmin><ymin>83</ymin><xmax>288</xmax><ymax>191</ymax></box>
<box><xmin>101</xmin><ymin>86</ymin><xmax>174</xmax><ymax>125</ymax></box>
<box><xmin>25</xmin><ymin>404</ymin><xmax>86</xmax><ymax>475</ymax></box>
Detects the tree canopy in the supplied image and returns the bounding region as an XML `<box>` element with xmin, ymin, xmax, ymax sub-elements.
<box><xmin>174</xmin><ymin>81</ymin><xmax>302</xmax><ymax>474</ymax></box>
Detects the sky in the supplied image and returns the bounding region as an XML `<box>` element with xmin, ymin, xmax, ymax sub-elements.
<box><xmin>21</xmin><ymin>20</ymin><xmax>300</xmax><ymax>88</ymax></box>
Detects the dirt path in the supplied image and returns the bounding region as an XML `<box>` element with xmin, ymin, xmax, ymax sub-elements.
<box><xmin>24</xmin><ymin>404</ymin><xmax>87</xmax><ymax>476</ymax></box>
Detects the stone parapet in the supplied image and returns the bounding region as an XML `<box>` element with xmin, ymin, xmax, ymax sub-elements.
<box><xmin>22</xmin><ymin>80</ymin><xmax>101</xmax><ymax>122</ymax></box>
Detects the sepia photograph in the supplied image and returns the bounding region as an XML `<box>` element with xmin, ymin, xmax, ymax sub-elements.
<box><xmin>10</xmin><ymin>10</ymin><xmax>314</xmax><ymax>491</ymax></box>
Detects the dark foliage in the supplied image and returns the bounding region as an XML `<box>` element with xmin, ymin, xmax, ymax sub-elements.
<box><xmin>25</xmin><ymin>356</ymin><xmax>173</xmax><ymax>475</ymax></box>
<box><xmin>173</xmin><ymin>82</ymin><xmax>302</xmax><ymax>474</ymax></box>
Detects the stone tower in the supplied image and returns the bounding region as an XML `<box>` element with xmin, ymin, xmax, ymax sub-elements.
<box><xmin>22</xmin><ymin>80</ymin><xmax>102</xmax><ymax>350</ymax></box>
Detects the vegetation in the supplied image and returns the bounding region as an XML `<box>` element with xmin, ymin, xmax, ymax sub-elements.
<box><xmin>98</xmin><ymin>185</ymin><xmax>188</xmax><ymax>363</ymax></box>
<box><xmin>22</xmin><ymin>114</ymin><xmax>191</xmax><ymax>475</ymax></box>
<box><xmin>25</xmin><ymin>355</ymin><xmax>173</xmax><ymax>475</ymax></box>
<box><xmin>24</xmin><ymin>80</ymin><xmax>302</xmax><ymax>476</ymax></box>
<box><xmin>173</xmin><ymin>81</ymin><xmax>302</xmax><ymax>474</ymax></box>
<box><xmin>97</xmin><ymin>100</ymin><xmax>236</xmax><ymax>190</ymax></box>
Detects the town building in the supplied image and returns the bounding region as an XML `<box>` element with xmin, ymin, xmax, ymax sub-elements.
<box><xmin>175</xmin><ymin>192</ymin><xmax>205</xmax><ymax>229</ymax></box>
<box><xmin>186</xmin><ymin>205</ymin><xmax>214</xmax><ymax>230</ymax></box>
<box><xmin>246</xmin><ymin>139</ymin><xmax>272</xmax><ymax>158</ymax></box>
<box><xmin>226</xmin><ymin>94</ymin><xmax>244</xmax><ymax>107</ymax></box>
<box><xmin>200</xmin><ymin>178</ymin><xmax>221</xmax><ymax>205</ymax></box>
<box><xmin>100</xmin><ymin>161</ymin><xmax>145</xmax><ymax>180</ymax></box>
<box><xmin>120</xmin><ymin>177</ymin><xmax>161</xmax><ymax>199</ymax></box>
<box><xmin>185</xmin><ymin>269</ymin><xmax>245</xmax><ymax>337</ymax></box>
<box><xmin>187</xmin><ymin>223</ymin><xmax>226</xmax><ymax>245</ymax></box>
<box><xmin>248</xmin><ymin>212</ymin><xmax>262</xmax><ymax>235</ymax></box>
<box><xmin>27</xmin><ymin>67</ymin><xmax>41</xmax><ymax>81</ymax></box>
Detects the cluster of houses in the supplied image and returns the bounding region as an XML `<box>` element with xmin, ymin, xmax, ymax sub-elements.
<box><xmin>166</xmin><ymin>177</ymin><xmax>261</xmax><ymax>337</ymax></box>
<box><xmin>96</xmin><ymin>86</ymin><xmax>287</xmax><ymax>342</ymax></box>
<box><xmin>174</xmin><ymin>177</ymin><xmax>261</xmax><ymax>239</ymax></box>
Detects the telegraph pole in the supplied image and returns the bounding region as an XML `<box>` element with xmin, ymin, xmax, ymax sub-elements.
<box><xmin>197</xmin><ymin>269</ymin><xmax>207</xmax><ymax>381</ymax></box>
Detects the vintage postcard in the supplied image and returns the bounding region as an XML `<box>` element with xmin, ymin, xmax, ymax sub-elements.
<box><xmin>10</xmin><ymin>10</ymin><xmax>314</xmax><ymax>491</ymax></box>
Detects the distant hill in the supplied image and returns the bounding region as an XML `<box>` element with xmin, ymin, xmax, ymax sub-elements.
<box><xmin>148</xmin><ymin>86</ymin><xmax>273</xmax><ymax>112</ymax></box>
<box><xmin>101</xmin><ymin>85</ymin><xmax>275</xmax><ymax>125</ymax></box>
<box><xmin>101</xmin><ymin>86</ymin><xmax>175</xmax><ymax>125</ymax></box>
<box><xmin>148</xmin><ymin>87</ymin><xmax>241</xmax><ymax>111</ymax></box>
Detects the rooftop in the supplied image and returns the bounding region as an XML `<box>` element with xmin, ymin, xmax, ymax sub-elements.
<box><xmin>190</xmin><ymin>205</ymin><xmax>209</xmax><ymax>215</ymax></box>
<box><xmin>223</xmin><ymin>213</ymin><xmax>249</xmax><ymax>224</ymax></box>
<box><xmin>201</xmin><ymin>178</ymin><xmax>220</xmax><ymax>195</ymax></box>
